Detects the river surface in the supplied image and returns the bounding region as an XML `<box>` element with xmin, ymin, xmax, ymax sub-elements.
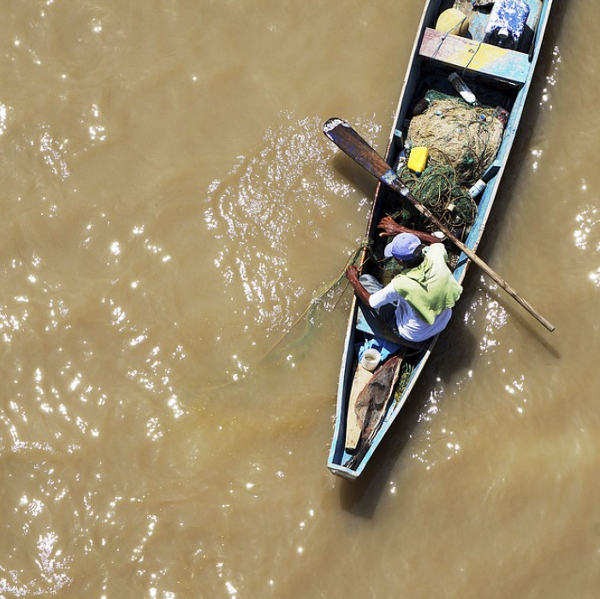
<box><xmin>1</xmin><ymin>1</ymin><xmax>599</xmax><ymax>598</ymax></box>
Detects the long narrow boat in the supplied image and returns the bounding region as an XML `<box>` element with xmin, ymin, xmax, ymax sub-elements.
<box><xmin>326</xmin><ymin>0</ymin><xmax>554</xmax><ymax>479</ymax></box>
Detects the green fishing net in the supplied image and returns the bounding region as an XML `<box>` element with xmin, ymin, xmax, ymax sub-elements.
<box><xmin>410</xmin><ymin>90</ymin><xmax>503</xmax><ymax>182</ymax></box>
<box><xmin>390</xmin><ymin>90</ymin><xmax>504</xmax><ymax>237</ymax></box>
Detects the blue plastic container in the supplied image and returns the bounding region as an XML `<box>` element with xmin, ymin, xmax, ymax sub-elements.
<box><xmin>484</xmin><ymin>0</ymin><xmax>530</xmax><ymax>50</ymax></box>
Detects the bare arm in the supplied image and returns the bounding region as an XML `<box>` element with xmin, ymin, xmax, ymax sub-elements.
<box><xmin>378</xmin><ymin>216</ymin><xmax>442</xmax><ymax>245</ymax></box>
<box><xmin>345</xmin><ymin>265</ymin><xmax>372</xmax><ymax>306</ymax></box>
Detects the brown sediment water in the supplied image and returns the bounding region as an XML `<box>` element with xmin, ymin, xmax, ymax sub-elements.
<box><xmin>1</xmin><ymin>1</ymin><xmax>599</xmax><ymax>597</ymax></box>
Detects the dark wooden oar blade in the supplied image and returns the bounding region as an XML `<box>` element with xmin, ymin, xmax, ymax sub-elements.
<box><xmin>323</xmin><ymin>118</ymin><xmax>404</xmax><ymax>193</ymax></box>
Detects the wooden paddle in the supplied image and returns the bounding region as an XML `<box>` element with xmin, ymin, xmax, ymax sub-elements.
<box><xmin>323</xmin><ymin>117</ymin><xmax>555</xmax><ymax>333</ymax></box>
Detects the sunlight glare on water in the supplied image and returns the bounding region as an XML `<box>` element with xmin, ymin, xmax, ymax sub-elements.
<box><xmin>2</xmin><ymin>0</ymin><xmax>600</xmax><ymax>598</ymax></box>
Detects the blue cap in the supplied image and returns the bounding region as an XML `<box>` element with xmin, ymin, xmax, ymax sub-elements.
<box><xmin>384</xmin><ymin>233</ymin><xmax>421</xmax><ymax>261</ymax></box>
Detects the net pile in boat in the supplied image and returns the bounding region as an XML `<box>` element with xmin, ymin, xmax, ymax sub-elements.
<box><xmin>408</xmin><ymin>90</ymin><xmax>504</xmax><ymax>183</ymax></box>
<box><xmin>389</xmin><ymin>90</ymin><xmax>504</xmax><ymax>238</ymax></box>
<box><xmin>394</xmin><ymin>161</ymin><xmax>477</xmax><ymax>231</ymax></box>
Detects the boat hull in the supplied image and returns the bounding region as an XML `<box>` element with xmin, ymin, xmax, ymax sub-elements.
<box><xmin>328</xmin><ymin>0</ymin><xmax>554</xmax><ymax>479</ymax></box>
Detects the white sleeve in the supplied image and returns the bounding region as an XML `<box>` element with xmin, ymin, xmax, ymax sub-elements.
<box><xmin>368</xmin><ymin>282</ymin><xmax>401</xmax><ymax>309</ymax></box>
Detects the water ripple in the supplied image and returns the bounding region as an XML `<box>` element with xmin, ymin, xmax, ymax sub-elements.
<box><xmin>204</xmin><ymin>112</ymin><xmax>378</xmax><ymax>339</ymax></box>
<box><xmin>574</xmin><ymin>205</ymin><xmax>600</xmax><ymax>287</ymax></box>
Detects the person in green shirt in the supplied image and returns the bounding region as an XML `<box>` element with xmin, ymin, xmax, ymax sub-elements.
<box><xmin>346</xmin><ymin>216</ymin><xmax>462</xmax><ymax>344</ymax></box>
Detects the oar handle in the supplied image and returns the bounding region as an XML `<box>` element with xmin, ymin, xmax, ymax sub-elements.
<box><xmin>324</xmin><ymin>118</ymin><xmax>555</xmax><ymax>333</ymax></box>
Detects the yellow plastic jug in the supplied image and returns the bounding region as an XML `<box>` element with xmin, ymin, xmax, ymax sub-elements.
<box><xmin>407</xmin><ymin>147</ymin><xmax>429</xmax><ymax>174</ymax></box>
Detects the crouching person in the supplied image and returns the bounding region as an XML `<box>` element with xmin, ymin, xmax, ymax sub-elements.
<box><xmin>345</xmin><ymin>217</ymin><xmax>462</xmax><ymax>345</ymax></box>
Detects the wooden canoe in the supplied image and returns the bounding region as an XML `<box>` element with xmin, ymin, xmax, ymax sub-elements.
<box><xmin>327</xmin><ymin>0</ymin><xmax>554</xmax><ymax>479</ymax></box>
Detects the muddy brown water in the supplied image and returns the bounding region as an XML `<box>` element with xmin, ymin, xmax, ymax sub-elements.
<box><xmin>1</xmin><ymin>1</ymin><xmax>600</xmax><ymax>597</ymax></box>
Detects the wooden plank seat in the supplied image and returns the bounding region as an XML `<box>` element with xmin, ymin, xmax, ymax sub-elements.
<box><xmin>419</xmin><ymin>27</ymin><xmax>530</xmax><ymax>85</ymax></box>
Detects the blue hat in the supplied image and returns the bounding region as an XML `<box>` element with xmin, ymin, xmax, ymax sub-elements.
<box><xmin>384</xmin><ymin>233</ymin><xmax>421</xmax><ymax>261</ymax></box>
